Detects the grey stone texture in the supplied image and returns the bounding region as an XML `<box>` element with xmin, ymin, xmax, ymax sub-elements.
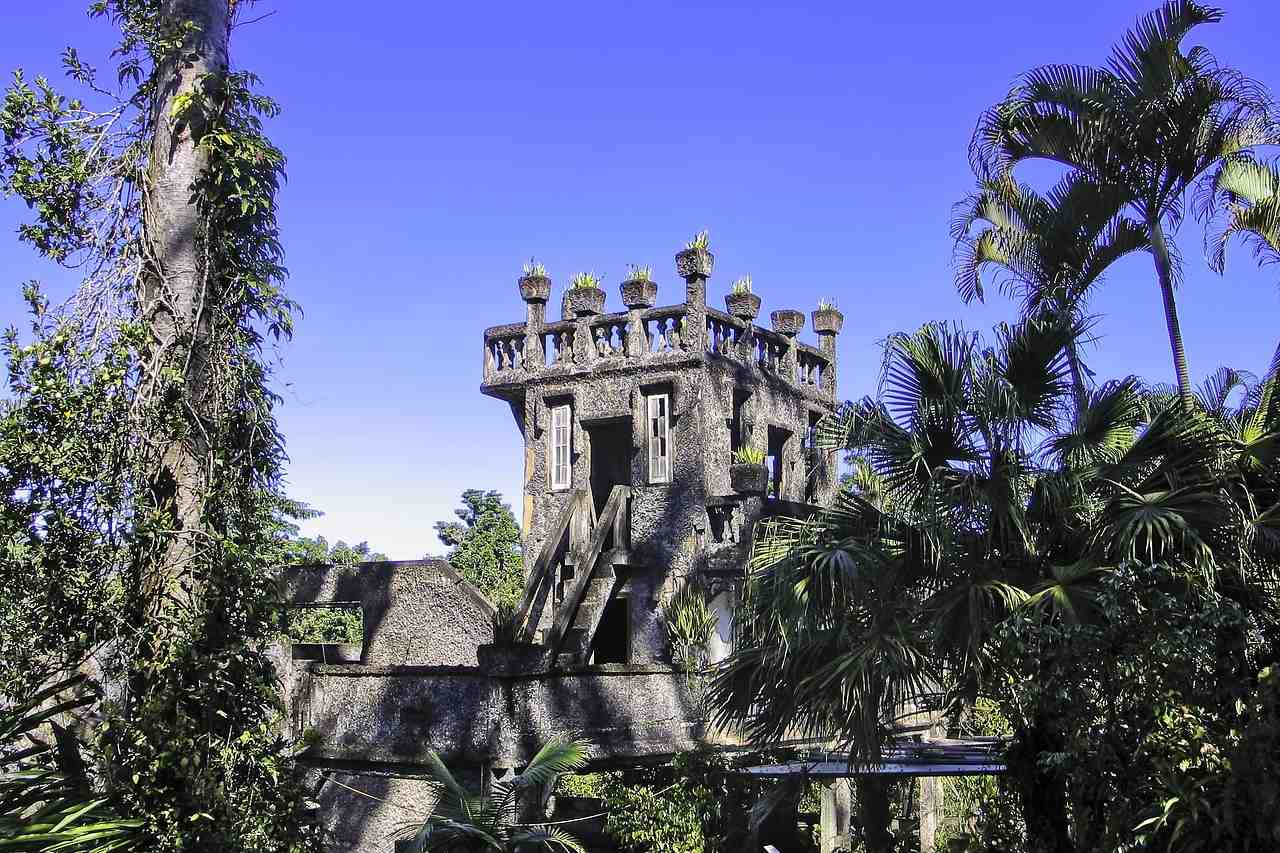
<box><xmin>282</xmin><ymin>253</ymin><xmax>841</xmax><ymax>851</ymax></box>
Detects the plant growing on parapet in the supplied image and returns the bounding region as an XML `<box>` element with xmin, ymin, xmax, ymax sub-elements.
<box><xmin>663</xmin><ymin>582</ymin><xmax>718</xmax><ymax>720</ymax></box>
<box><xmin>816</xmin><ymin>297</ymin><xmax>837</xmax><ymax>311</ymax></box>
<box><xmin>732</xmin><ymin>447</ymin><xmax>766</xmax><ymax>465</ymax></box>
<box><xmin>624</xmin><ymin>264</ymin><xmax>653</xmax><ymax>282</ymax></box>
<box><xmin>522</xmin><ymin>258</ymin><xmax>549</xmax><ymax>279</ymax></box>
<box><xmin>403</xmin><ymin>735</ymin><xmax>590</xmax><ymax>852</ymax></box>
<box><xmin>686</xmin><ymin>229</ymin><xmax>711</xmax><ymax>251</ymax></box>
<box><xmin>730</xmin><ymin>275</ymin><xmax>753</xmax><ymax>294</ymax></box>
<box><xmin>491</xmin><ymin>600</ymin><xmax>520</xmax><ymax>647</ymax></box>
<box><xmin>569</xmin><ymin>271</ymin><xmax>603</xmax><ymax>289</ymax></box>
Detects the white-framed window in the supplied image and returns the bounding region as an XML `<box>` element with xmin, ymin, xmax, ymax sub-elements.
<box><xmin>647</xmin><ymin>393</ymin><xmax>671</xmax><ymax>483</ymax></box>
<box><xmin>550</xmin><ymin>404</ymin><xmax>572</xmax><ymax>489</ymax></box>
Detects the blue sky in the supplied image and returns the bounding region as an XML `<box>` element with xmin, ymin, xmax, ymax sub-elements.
<box><xmin>3</xmin><ymin>1</ymin><xmax>1278</xmax><ymax>558</ymax></box>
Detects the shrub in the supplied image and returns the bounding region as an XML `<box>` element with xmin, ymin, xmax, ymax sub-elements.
<box><xmin>570</xmin><ymin>271</ymin><xmax>603</xmax><ymax>289</ymax></box>
<box><xmin>625</xmin><ymin>264</ymin><xmax>653</xmax><ymax>282</ymax></box>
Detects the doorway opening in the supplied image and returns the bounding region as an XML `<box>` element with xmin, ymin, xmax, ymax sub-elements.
<box><xmin>592</xmin><ymin>596</ymin><xmax>630</xmax><ymax>664</ymax></box>
<box><xmin>587</xmin><ymin>419</ymin><xmax>632</xmax><ymax>515</ymax></box>
<box><xmin>767</xmin><ymin>425</ymin><xmax>792</xmax><ymax>500</ymax></box>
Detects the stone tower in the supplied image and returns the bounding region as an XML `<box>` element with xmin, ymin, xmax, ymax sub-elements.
<box><xmin>482</xmin><ymin>244</ymin><xmax>842</xmax><ymax>669</ymax></box>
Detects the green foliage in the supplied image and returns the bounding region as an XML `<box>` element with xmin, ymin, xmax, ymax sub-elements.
<box><xmin>816</xmin><ymin>298</ymin><xmax>837</xmax><ymax>311</ymax></box>
<box><xmin>555</xmin><ymin>773</ymin><xmax>604</xmax><ymax>798</ymax></box>
<box><xmin>624</xmin><ymin>264</ymin><xmax>653</xmax><ymax>282</ymax></box>
<box><xmin>282</xmin><ymin>533</ymin><xmax>387</xmax><ymax>566</ymax></box>
<box><xmin>434</xmin><ymin>489</ymin><xmax>524</xmax><ymax>609</ymax></box>
<box><xmin>715</xmin><ymin>308</ymin><xmax>1280</xmax><ymax>851</ymax></box>
<box><xmin>663</xmin><ymin>583</ymin><xmax>716</xmax><ymax>673</ymax></box>
<box><xmin>730</xmin><ymin>275</ymin><xmax>753</xmax><ymax>294</ymax></box>
<box><xmin>0</xmin><ymin>3</ymin><xmax>322</xmax><ymax>851</ymax></box>
<box><xmin>985</xmin><ymin>563</ymin><xmax>1275</xmax><ymax>852</ymax></box>
<box><xmin>596</xmin><ymin>750</ymin><xmax>808</xmax><ymax>853</ymax></box>
<box><xmin>685</xmin><ymin>230</ymin><xmax>710</xmax><ymax>251</ymax></box>
<box><xmin>282</xmin><ymin>605</ymin><xmax>362</xmax><ymax>644</ymax></box>
<box><xmin>600</xmin><ymin>774</ymin><xmax>706</xmax><ymax>853</ymax></box>
<box><xmin>1</xmin><ymin>676</ymin><xmax>148</xmax><ymax>851</ymax></box>
<box><xmin>569</xmin><ymin>271</ymin><xmax>602</xmax><ymax>290</ymax></box>
<box><xmin>522</xmin><ymin>258</ymin><xmax>548</xmax><ymax>278</ymax></box>
<box><xmin>662</xmin><ymin>583</ymin><xmax>717</xmax><ymax>719</ymax></box>
<box><xmin>404</xmin><ymin>735</ymin><xmax>589</xmax><ymax>852</ymax></box>
<box><xmin>732</xmin><ymin>447</ymin><xmax>765</xmax><ymax>465</ymax></box>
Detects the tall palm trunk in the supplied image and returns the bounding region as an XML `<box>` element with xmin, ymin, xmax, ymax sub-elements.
<box><xmin>1146</xmin><ymin>211</ymin><xmax>1194</xmax><ymax>410</ymax></box>
<box><xmin>138</xmin><ymin>0</ymin><xmax>230</xmax><ymax>620</ymax></box>
<box><xmin>856</xmin><ymin>777</ymin><xmax>894</xmax><ymax>853</ymax></box>
<box><xmin>1066</xmin><ymin>340</ymin><xmax>1088</xmax><ymax>417</ymax></box>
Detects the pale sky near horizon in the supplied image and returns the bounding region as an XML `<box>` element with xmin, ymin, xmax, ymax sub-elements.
<box><xmin>2</xmin><ymin>1</ymin><xmax>1278</xmax><ymax>558</ymax></box>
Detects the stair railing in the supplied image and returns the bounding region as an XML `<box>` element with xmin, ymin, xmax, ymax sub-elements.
<box><xmin>511</xmin><ymin>489</ymin><xmax>589</xmax><ymax>642</ymax></box>
<box><xmin>544</xmin><ymin>485</ymin><xmax>631</xmax><ymax>657</ymax></box>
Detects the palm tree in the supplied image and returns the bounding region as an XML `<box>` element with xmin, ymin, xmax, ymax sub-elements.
<box><xmin>713</xmin><ymin>315</ymin><xmax>1278</xmax><ymax>852</ymax></box>
<box><xmin>1201</xmin><ymin>154</ymin><xmax>1280</xmax><ymax>408</ymax></box>
<box><xmin>971</xmin><ymin>0</ymin><xmax>1279</xmax><ymax>408</ymax></box>
<box><xmin>951</xmin><ymin>172</ymin><xmax>1148</xmax><ymax>412</ymax></box>
<box><xmin>402</xmin><ymin>735</ymin><xmax>588</xmax><ymax>853</ymax></box>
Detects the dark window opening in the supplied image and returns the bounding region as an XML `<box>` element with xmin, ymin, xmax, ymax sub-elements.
<box><xmin>767</xmin><ymin>425</ymin><xmax>791</xmax><ymax>500</ymax></box>
<box><xmin>730</xmin><ymin>388</ymin><xmax>751</xmax><ymax>456</ymax></box>
<box><xmin>592</xmin><ymin>596</ymin><xmax>630</xmax><ymax>664</ymax></box>
<box><xmin>805</xmin><ymin>411</ymin><xmax>823</xmax><ymax>503</ymax></box>
<box><xmin>587</xmin><ymin>420</ymin><xmax>632</xmax><ymax>515</ymax></box>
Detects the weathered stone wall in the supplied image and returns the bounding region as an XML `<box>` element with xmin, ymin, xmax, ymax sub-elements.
<box><xmin>282</xmin><ymin>560</ymin><xmax>495</xmax><ymax>666</ymax></box>
<box><xmin>279</xmin><ymin>560</ymin><xmax>728</xmax><ymax>852</ymax></box>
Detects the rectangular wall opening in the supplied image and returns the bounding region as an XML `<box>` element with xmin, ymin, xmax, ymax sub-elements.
<box><xmin>591</xmin><ymin>596</ymin><xmax>630</xmax><ymax>664</ymax></box>
<box><xmin>767</xmin><ymin>425</ymin><xmax>792</xmax><ymax>499</ymax></box>
<box><xmin>587</xmin><ymin>419</ymin><xmax>632</xmax><ymax>515</ymax></box>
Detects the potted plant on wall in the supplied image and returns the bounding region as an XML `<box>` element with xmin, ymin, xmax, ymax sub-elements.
<box><xmin>675</xmin><ymin>229</ymin><xmax>714</xmax><ymax>279</ymax></box>
<box><xmin>517</xmin><ymin>256</ymin><xmax>552</xmax><ymax>302</ymax></box>
<box><xmin>620</xmin><ymin>264</ymin><xmax>658</xmax><ymax>309</ymax></box>
<box><xmin>724</xmin><ymin>275</ymin><xmax>761</xmax><ymax>321</ymax></box>
<box><xmin>729</xmin><ymin>447</ymin><xmax>769</xmax><ymax>494</ymax></box>
<box><xmin>565</xmin><ymin>271</ymin><xmax>606</xmax><ymax>316</ymax></box>
<box><xmin>770</xmin><ymin>308</ymin><xmax>805</xmax><ymax>336</ymax></box>
<box><xmin>812</xmin><ymin>297</ymin><xmax>844</xmax><ymax>334</ymax></box>
<box><xmin>517</xmin><ymin>258</ymin><xmax>551</xmax><ymax>302</ymax></box>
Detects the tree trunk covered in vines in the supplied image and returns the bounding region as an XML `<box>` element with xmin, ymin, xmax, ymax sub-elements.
<box><xmin>139</xmin><ymin>0</ymin><xmax>230</xmax><ymax>619</ymax></box>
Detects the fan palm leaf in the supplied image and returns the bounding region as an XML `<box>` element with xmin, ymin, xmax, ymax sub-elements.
<box><xmin>407</xmin><ymin>737</ymin><xmax>589</xmax><ymax>853</ymax></box>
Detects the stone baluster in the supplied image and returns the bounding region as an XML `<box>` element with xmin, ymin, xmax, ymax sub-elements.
<box><xmin>621</xmin><ymin>278</ymin><xmax>658</xmax><ymax>358</ymax></box>
<box><xmin>518</xmin><ymin>274</ymin><xmax>550</xmax><ymax>372</ymax></box>
<box><xmin>812</xmin><ymin>307</ymin><xmax>844</xmax><ymax>398</ymax></box>
<box><xmin>771</xmin><ymin>309</ymin><xmax>804</xmax><ymax>384</ymax></box>
<box><xmin>675</xmin><ymin>246</ymin><xmax>712</xmax><ymax>353</ymax></box>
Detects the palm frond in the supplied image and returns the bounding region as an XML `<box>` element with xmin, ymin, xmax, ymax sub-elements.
<box><xmin>510</xmin><ymin>735</ymin><xmax>588</xmax><ymax>792</ymax></box>
<box><xmin>1025</xmin><ymin>560</ymin><xmax>1111</xmax><ymax>625</ymax></box>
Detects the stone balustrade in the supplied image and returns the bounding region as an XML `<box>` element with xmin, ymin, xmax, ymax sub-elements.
<box><xmin>483</xmin><ymin>302</ymin><xmax>833</xmax><ymax>399</ymax></box>
<box><xmin>484</xmin><ymin>304</ymin><xmax>697</xmax><ymax>385</ymax></box>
